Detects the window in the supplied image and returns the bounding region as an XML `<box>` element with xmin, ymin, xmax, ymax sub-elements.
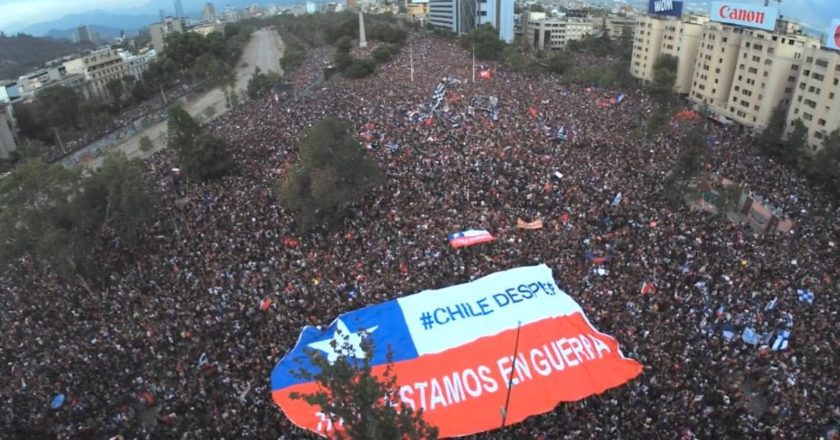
<box><xmin>803</xmin><ymin>112</ymin><xmax>813</xmax><ymax>121</ymax></box>
<box><xmin>818</xmin><ymin>119</ymin><xmax>826</xmax><ymax>126</ymax></box>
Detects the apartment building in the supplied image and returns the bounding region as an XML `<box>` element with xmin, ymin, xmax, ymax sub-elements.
<box><xmin>631</xmin><ymin>16</ymin><xmax>666</xmax><ymax>82</ymax></box>
<box><xmin>150</xmin><ymin>17</ymin><xmax>186</xmax><ymax>53</ymax></box>
<box><xmin>659</xmin><ymin>16</ymin><xmax>707</xmax><ymax>94</ymax></box>
<box><xmin>64</xmin><ymin>48</ymin><xmax>129</xmax><ymax>100</ymax></box>
<box><xmin>689</xmin><ymin>22</ymin><xmax>744</xmax><ymax>112</ymax></box>
<box><xmin>429</xmin><ymin>0</ymin><xmax>514</xmax><ymax>43</ymax></box>
<box><xmin>786</xmin><ymin>46</ymin><xmax>840</xmax><ymax>150</ymax></box>
<box><xmin>603</xmin><ymin>16</ymin><xmax>637</xmax><ymax>40</ymax></box>
<box><xmin>524</xmin><ymin>12</ymin><xmax>593</xmax><ymax>50</ymax></box>
<box><xmin>719</xmin><ymin>28</ymin><xmax>817</xmax><ymax>130</ymax></box>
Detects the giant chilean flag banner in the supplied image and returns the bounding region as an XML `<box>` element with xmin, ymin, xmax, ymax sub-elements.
<box><xmin>271</xmin><ymin>265</ymin><xmax>643</xmax><ymax>438</ymax></box>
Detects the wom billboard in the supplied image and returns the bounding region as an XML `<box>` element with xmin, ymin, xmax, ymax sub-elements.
<box><xmin>828</xmin><ymin>19</ymin><xmax>840</xmax><ymax>51</ymax></box>
<box><xmin>711</xmin><ymin>2</ymin><xmax>778</xmax><ymax>31</ymax></box>
<box><xmin>648</xmin><ymin>0</ymin><xmax>683</xmax><ymax>18</ymax></box>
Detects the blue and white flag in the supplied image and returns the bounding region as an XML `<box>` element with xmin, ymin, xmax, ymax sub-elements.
<box><xmin>741</xmin><ymin>327</ymin><xmax>760</xmax><ymax>345</ymax></box>
<box><xmin>797</xmin><ymin>289</ymin><xmax>814</xmax><ymax>304</ymax></box>
<box><xmin>765</xmin><ymin>297</ymin><xmax>778</xmax><ymax>311</ymax></box>
<box><xmin>431</xmin><ymin>82</ymin><xmax>446</xmax><ymax>110</ymax></box>
<box><xmin>771</xmin><ymin>330</ymin><xmax>790</xmax><ymax>351</ymax></box>
<box><xmin>721</xmin><ymin>323</ymin><xmax>736</xmax><ymax>341</ymax></box>
<box><xmin>611</xmin><ymin>192</ymin><xmax>622</xmax><ymax>207</ymax></box>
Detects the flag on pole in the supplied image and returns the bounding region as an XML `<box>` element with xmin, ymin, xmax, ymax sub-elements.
<box><xmin>772</xmin><ymin>330</ymin><xmax>790</xmax><ymax>351</ymax></box>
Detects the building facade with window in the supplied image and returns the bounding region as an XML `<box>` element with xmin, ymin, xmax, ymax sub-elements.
<box><xmin>428</xmin><ymin>0</ymin><xmax>513</xmax><ymax>43</ymax></box>
<box><xmin>525</xmin><ymin>12</ymin><xmax>593</xmax><ymax>50</ymax></box>
<box><xmin>689</xmin><ymin>22</ymin><xmax>745</xmax><ymax>113</ymax></box>
<box><xmin>786</xmin><ymin>46</ymin><xmax>840</xmax><ymax>150</ymax></box>
<box><xmin>631</xmin><ymin>16</ymin><xmax>667</xmax><ymax>83</ymax></box>
<box><xmin>717</xmin><ymin>28</ymin><xmax>818</xmax><ymax>131</ymax></box>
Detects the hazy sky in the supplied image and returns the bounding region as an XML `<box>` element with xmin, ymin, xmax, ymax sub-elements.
<box><xmin>0</xmin><ymin>0</ymin><xmax>837</xmax><ymax>33</ymax></box>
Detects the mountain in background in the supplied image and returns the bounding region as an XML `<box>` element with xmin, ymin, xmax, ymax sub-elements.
<box><xmin>12</xmin><ymin>0</ymin><xmax>299</xmax><ymax>36</ymax></box>
<box><xmin>0</xmin><ymin>34</ymin><xmax>93</xmax><ymax>80</ymax></box>
<box><xmin>19</xmin><ymin>10</ymin><xmax>159</xmax><ymax>37</ymax></box>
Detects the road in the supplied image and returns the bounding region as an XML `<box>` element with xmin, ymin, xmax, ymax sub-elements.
<box><xmin>86</xmin><ymin>28</ymin><xmax>285</xmax><ymax>168</ymax></box>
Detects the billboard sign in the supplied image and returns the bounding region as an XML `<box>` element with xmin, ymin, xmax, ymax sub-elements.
<box><xmin>710</xmin><ymin>2</ymin><xmax>778</xmax><ymax>31</ymax></box>
<box><xmin>271</xmin><ymin>265</ymin><xmax>643</xmax><ymax>438</ymax></box>
<box><xmin>565</xmin><ymin>9</ymin><xmax>588</xmax><ymax>19</ymax></box>
<box><xmin>828</xmin><ymin>18</ymin><xmax>840</xmax><ymax>50</ymax></box>
<box><xmin>648</xmin><ymin>0</ymin><xmax>683</xmax><ymax>17</ymax></box>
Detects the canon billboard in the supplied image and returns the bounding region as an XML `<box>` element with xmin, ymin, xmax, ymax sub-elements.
<box><xmin>648</xmin><ymin>0</ymin><xmax>683</xmax><ymax>18</ymax></box>
<box><xmin>828</xmin><ymin>19</ymin><xmax>840</xmax><ymax>51</ymax></box>
<box><xmin>710</xmin><ymin>2</ymin><xmax>778</xmax><ymax>31</ymax></box>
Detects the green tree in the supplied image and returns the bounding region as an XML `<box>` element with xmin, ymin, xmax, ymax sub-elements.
<box><xmin>663</xmin><ymin>128</ymin><xmax>709</xmax><ymax>206</ymax></box>
<box><xmin>546</xmin><ymin>50</ymin><xmax>574</xmax><ymax>75</ymax></box>
<box><xmin>812</xmin><ymin>129</ymin><xmax>840</xmax><ymax>193</ymax></box>
<box><xmin>290</xmin><ymin>335</ymin><xmax>438</xmax><ymax>440</ymax></box>
<box><xmin>461</xmin><ymin>24</ymin><xmax>506</xmax><ymax>61</ymax></box>
<box><xmin>167</xmin><ymin>105</ymin><xmax>201</xmax><ymax>152</ymax></box>
<box><xmin>105</xmin><ymin>77</ymin><xmax>126</xmax><ymax>107</ymax></box>
<box><xmin>246</xmin><ymin>66</ymin><xmax>279</xmax><ymax>98</ymax></box>
<box><xmin>344</xmin><ymin>59</ymin><xmax>377</xmax><ymax>78</ymax></box>
<box><xmin>0</xmin><ymin>153</ymin><xmax>156</xmax><ymax>279</ymax></box>
<box><xmin>277</xmin><ymin>118</ymin><xmax>383</xmax><ymax>231</ymax></box>
<box><xmin>529</xmin><ymin>3</ymin><xmax>545</xmax><ymax>12</ymax></box>
<box><xmin>651</xmin><ymin>54</ymin><xmax>678</xmax><ymax>100</ymax></box>
<box><xmin>758</xmin><ymin>105</ymin><xmax>787</xmax><ymax>156</ymax></box>
<box><xmin>782</xmin><ymin>119</ymin><xmax>809</xmax><ymax>167</ymax></box>
<box><xmin>179</xmin><ymin>133</ymin><xmax>233</xmax><ymax>180</ymax></box>
<box><xmin>139</xmin><ymin>135</ymin><xmax>154</xmax><ymax>152</ymax></box>
<box><xmin>78</xmin><ymin>151</ymin><xmax>158</xmax><ymax>248</ymax></box>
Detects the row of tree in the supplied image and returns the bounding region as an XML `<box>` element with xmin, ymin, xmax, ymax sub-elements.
<box><xmin>0</xmin><ymin>153</ymin><xmax>157</xmax><ymax>281</ymax></box>
<box><xmin>12</xmin><ymin>24</ymin><xmax>253</xmax><ymax>158</ymax></box>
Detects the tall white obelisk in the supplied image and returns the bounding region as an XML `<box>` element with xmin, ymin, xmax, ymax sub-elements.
<box><xmin>358</xmin><ymin>11</ymin><xmax>367</xmax><ymax>48</ymax></box>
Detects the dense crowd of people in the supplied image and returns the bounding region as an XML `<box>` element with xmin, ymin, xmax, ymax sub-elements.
<box><xmin>2</xmin><ymin>31</ymin><xmax>838</xmax><ymax>439</ymax></box>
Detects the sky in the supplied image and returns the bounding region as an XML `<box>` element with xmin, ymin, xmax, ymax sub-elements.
<box><xmin>0</xmin><ymin>0</ymin><xmax>837</xmax><ymax>34</ymax></box>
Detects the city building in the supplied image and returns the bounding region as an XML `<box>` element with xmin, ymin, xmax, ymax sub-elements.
<box><xmin>717</xmin><ymin>27</ymin><xmax>818</xmax><ymax>131</ymax></box>
<box><xmin>596</xmin><ymin>16</ymin><xmax>636</xmax><ymax>40</ymax></box>
<box><xmin>347</xmin><ymin>0</ymin><xmax>358</xmax><ymax>9</ymax></box>
<box><xmin>688</xmin><ymin>22</ymin><xmax>744</xmax><ymax>112</ymax></box>
<box><xmin>63</xmin><ymin>48</ymin><xmax>129</xmax><ymax>100</ymax></box>
<box><xmin>202</xmin><ymin>2</ymin><xmax>217</xmax><ymax>20</ymax></box>
<box><xmin>223</xmin><ymin>7</ymin><xmax>240</xmax><ymax>22</ymax></box>
<box><xmin>150</xmin><ymin>17</ymin><xmax>186</xmax><ymax>53</ymax></box>
<box><xmin>659</xmin><ymin>16</ymin><xmax>707</xmax><ymax>94</ymax></box>
<box><xmin>630</xmin><ymin>15</ymin><xmax>666</xmax><ymax>84</ymax></box>
<box><xmin>0</xmin><ymin>104</ymin><xmax>18</xmax><ymax>159</ymax></box>
<box><xmin>786</xmin><ymin>46</ymin><xmax>840</xmax><ymax>150</ymax></box>
<box><xmin>524</xmin><ymin>12</ymin><xmax>593</xmax><ymax>50</ymax></box>
<box><xmin>0</xmin><ymin>81</ymin><xmax>22</xmax><ymax>104</ymax></box>
<box><xmin>407</xmin><ymin>0</ymin><xmax>429</xmax><ymax>22</ymax></box>
<box><xmin>190</xmin><ymin>22</ymin><xmax>225</xmax><ymax>36</ymax></box>
<box><xmin>429</xmin><ymin>0</ymin><xmax>514</xmax><ymax>43</ymax></box>
<box><xmin>175</xmin><ymin>0</ymin><xmax>185</xmax><ymax>18</ymax></box>
<box><xmin>77</xmin><ymin>25</ymin><xmax>92</xmax><ymax>43</ymax></box>
<box><xmin>120</xmin><ymin>49</ymin><xmax>157</xmax><ymax>81</ymax></box>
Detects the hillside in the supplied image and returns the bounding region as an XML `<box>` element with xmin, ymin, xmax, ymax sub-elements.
<box><xmin>0</xmin><ymin>34</ymin><xmax>90</xmax><ymax>80</ymax></box>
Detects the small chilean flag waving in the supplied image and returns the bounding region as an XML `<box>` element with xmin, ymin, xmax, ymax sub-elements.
<box><xmin>448</xmin><ymin>229</ymin><xmax>495</xmax><ymax>248</ymax></box>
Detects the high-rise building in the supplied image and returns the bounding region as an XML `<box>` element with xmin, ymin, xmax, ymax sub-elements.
<box><xmin>630</xmin><ymin>16</ymin><xmax>666</xmax><ymax>83</ymax></box>
<box><xmin>77</xmin><ymin>25</ymin><xmax>92</xmax><ymax>43</ymax></box>
<box><xmin>63</xmin><ymin>48</ymin><xmax>129</xmax><ymax>100</ymax></box>
<box><xmin>786</xmin><ymin>46</ymin><xmax>840</xmax><ymax>150</ymax></box>
<box><xmin>716</xmin><ymin>28</ymin><xmax>817</xmax><ymax>131</ymax></box>
<box><xmin>524</xmin><ymin>12</ymin><xmax>593</xmax><ymax>50</ymax></box>
<box><xmin>659</xmin><ymin>17</ymin><xmax>707</xmax><ymax>94</ymax></box>
<box><xmin>688</xmin><ymin>22</ymin><xmax>744</xmax><ymax>111</ymax></box>
<box><xmin>428</xmin><ymin>0</ymin><xmax>514</xmax><ymax>43</ymax></box>
<box><xmin>202</xmin><ymin>2</ymin><xmax>217</xmax><ymax>21</ymax></box>
<box><xmin>175</xmin><ymin>0</ymin><xmax>184</xmax><ymax>18</ymax></box>
<box><xmin>150</xmin><ymin>17</ymin><xmax>185</xmax><ymax>53</ymax></box>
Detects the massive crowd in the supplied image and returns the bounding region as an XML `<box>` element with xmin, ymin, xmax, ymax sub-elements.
<box><xmin>2</xmin><ymin>31</ymin><xmax>838</xmax><ymax>439</ymax></box>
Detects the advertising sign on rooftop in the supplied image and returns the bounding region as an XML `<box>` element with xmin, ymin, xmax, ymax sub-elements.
<box><xmin>710</xmin><ymin>2</ymin><xmax>778</xmax><ymax>31</ymax></box>
<box><xmin>828</xmin><ymin>18</ymin><xmax>840</xmax><ymax>51</ymax></box>
<box><xmin>648</xmin><ymin>0</ymin><xmax>683</xmax><ymax>18</ymax></box>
